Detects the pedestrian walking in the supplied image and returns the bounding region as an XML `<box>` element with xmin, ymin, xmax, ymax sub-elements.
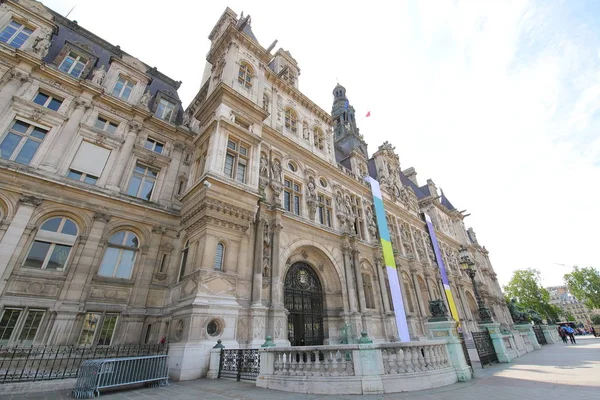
<box><xmin>558</xmin><ymin>326</ymin><xmax>568</xmax><ymax>344</ymax></box>
<box><xmin>591</xmin><ymin>326</ymin><xmax>597</xmax><ymax>337</ymax></box>
<box><xmin>563</xmin><ymin>325</ymin><xmax>576</xmax><ymax>344</ymax></box>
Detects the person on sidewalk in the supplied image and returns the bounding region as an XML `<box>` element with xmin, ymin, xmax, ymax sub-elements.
<box><xmin>563</xmin><ymin>325</ymin><xmax>576</xmax><ymax>344</ymax></box>
<box><xmin>558</xmin><ymin>326</ymin><xmax>568</xmax><ymax>344</ymax></box>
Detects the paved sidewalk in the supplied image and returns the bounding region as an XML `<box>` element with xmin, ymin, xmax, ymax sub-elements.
<box><xmin>5</xmin><ymin>336</ymin><xmax>600</xmax><ymax>399</ymax></box>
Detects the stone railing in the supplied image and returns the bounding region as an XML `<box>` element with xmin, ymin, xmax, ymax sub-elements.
<box><xmin>257</xmin><ymin>341</ymin><xmax>457</xmax><ymax>395</ymax></box>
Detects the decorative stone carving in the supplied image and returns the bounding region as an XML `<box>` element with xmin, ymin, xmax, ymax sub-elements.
<box><xmin>259</xmin><ymin>152</ymin><xmax>269</xmax><ymax>190</ymax></box>
<box><xmin>302</xmin><ymin>121</ymin><xmax>309</xmax><ymax>140</ymax></box>
<box><xmin>270</xmin><ymin>159</ymin><xmax>282</xmax><ymax>183</ymax></box>
<box><xmin>366</xmin><ymin>205</ymin><xmax>377</xmax><ymax>239</ymax></box>
<box><xmin>139</xmin><ymin>90</ymin><xmax>151</xmax><ymax>109</ymax></box>
<box><xmin>32</xmin><ymin>32</ymin><xmax>51</xmax><ymax>58</ymax></box>
<box><xmin>127</xmin><ymin>120</ymin><xmax>142</xmax><ymax>134</ymax></box>
<box><xmin>73</xmin><ymin>97</ymin><xmax>91</xmax><ymax>111</ymax></box>
<box><xmin>414</xmin><ymin>230</ymin><xmax>426</xmax><ymax>261</ymax></box>
<box><xmin>19</xmin><ymin>195</ymin><xmax>42</xmax><ymax>207</ymax></box>
<box><xmin>90</xmin><ymin>65</ymin><xmax>107</xmax><ymax>86</ymax></box>
<box><xmin>93</xmin><ymin>211</ymin><xmax>111</xmax><ymax>223</ymax></box>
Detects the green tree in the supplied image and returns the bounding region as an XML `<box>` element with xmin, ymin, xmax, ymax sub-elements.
<box><xmin>564</xmin><ymin>267</ymin><xmax>600</xmax><ymax>310</ymax></box>
<box><xmin>591</xmin><ymin>315</ymin><xmax>600</xmax><ymax>325</ymax></box>
<box><xmin>503</xmin><ymin>269</ymin><xmax>559</xmax><ymax>322</ymax></box>
<box><xmin>563</xmin><ymin>312</ymin><xmax>576</xmax><ymax>322</ymax></box>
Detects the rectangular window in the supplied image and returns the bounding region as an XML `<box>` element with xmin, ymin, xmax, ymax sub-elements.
<box><xmin>0</xmin><ymin>308</ymin><xmax>45</xmax><ymax>346</ymax></box>
<box><xmin>156</xmin><ymin>98</ymin><xmax>176</xmax><ymax>122</ymax></box>
<box><xmin>58</xmin><ymin>52</ymin><xmax>88</xmax><ymax>78</ymax></box>
<box><xmin>223</xmin><ymin>138</ymin><xmax>249</xmax><ymax>183</ymax></box>
<box><xmin>144</xmin><ymin>138</ymin><xmax>164</xmax><ymax>154</ymax></box>
<box><xmin>127</xmin><ymin>164</ymin><xmax>158</xmax><ymax>201</ymax></box>
<box><xmin>0</xmin><ymin>20</ymin><xmax>33</xmax><ymax>49</ymax></box>
<box><xmin>317</xmin><ymin>195</ymin><xmax>332</xmax><ymax>227</ymax></box>
<box><xmin>283</xmin><ymin>178</ymin><xmax>302</xmax><ymax>216</ymax></box>
<box><xmin>94</xmin><ymin>116</ymin><xmax>118</xmax><ymax>134</ymax></box>
<box><xmin>112</xmin><ymin>76</ymin><xmax>135</xmax><ymax>101</ymax></box>
<box><xmin>96</xmin><ymin>314</ymin><xmax>118</xmax><ymax>346</ymax></box>
<box><xmin>33</xmin><ymin>92</ymin><xmax>63</xmax><ymax>111</ymax></box>
<box><xmin>68</xmin><ymin>141</ymin><xmax>110</xmax><ymax>185</ymax></box>
<box><xmin>0</xmin><ymin>120</ymin><xmax>48</xmax><ymax>165</ymax></box>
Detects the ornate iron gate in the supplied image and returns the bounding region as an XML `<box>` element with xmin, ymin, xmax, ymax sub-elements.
<box><xmin>472</xmin><ymin>329</ymin><xmax>498</xmax><ymax>368</ymax></box>
<box><xmin>458</xmin><ymin>332</ymin><xmax>472</xmax><ymax>368</ymax></box>
<box><xmin>218</xmin><ymin>349</ymin><xmax>260</xmax><ymax>381</ymax></box>
<box><xmin>284</xmin><ymin>263</ymin><xmax>324</xmax><ymax>346</ymax></box>
<box><xmin>532</xmin><ymin>325</ymin><xmax>547</xmax><ymax>345</ymax></box>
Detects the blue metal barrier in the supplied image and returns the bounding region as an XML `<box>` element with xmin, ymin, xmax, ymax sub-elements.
<box><xmin>71</xmin><ymin>354</ymin><xmax>168</xmax><ymax>398</ymax></box>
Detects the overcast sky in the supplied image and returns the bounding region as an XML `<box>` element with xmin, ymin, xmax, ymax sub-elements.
<box><xmin>42</xmin><ymin>0</ymin><xmax>600</xmax><ymax>288</ymax></box>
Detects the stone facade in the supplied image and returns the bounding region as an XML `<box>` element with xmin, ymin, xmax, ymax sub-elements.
<box><xmin>0</xmin><ymin>1</ymin><xmax>512</xmax><ymax>382</ymax></box>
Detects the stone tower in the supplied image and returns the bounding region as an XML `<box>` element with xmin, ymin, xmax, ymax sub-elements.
<box><xmin>332</xmin><ymin>84</ymin><xmax>368</xmax><ymax>161</ymax></box>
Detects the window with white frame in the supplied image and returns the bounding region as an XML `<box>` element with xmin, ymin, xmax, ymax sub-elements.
<box><xmin>33</xmin><ymin>92</ymin><xmax>63</xmax><ymax>111</ymax></box>
<box><xmin>111</xmin><ymin>75</ymin><xmax>135</xmax><ymax>101</ymax></box>
<box><xmin>156</xmin><ymin>98</ymin><xmax>176</xmax><ymax>122</ymax></box>
<box><xmin>77</xmin><ymin>312</ymin><xmax>119</xmax><ymax>346</ymax></box>
<box><xmin>0</xmin><ymin>120</ymin><xmax>48</xmax><ymax>165</ymax></box>
<box><xmin>214</xmin><ymin>242</ymin><xmax>224</xmax><ymax>270</ymax></box>
<box><xmin>317</xmin><ymin>194</ymin><xmax>332</xmax><ymax>227</ymax></box>
<box><xmin>58</xmin><ymin>52</ymin><xmax>88</xmax><ymax>78</ymax></box>
<box><xmin>0</xmin><ymin>20</ymin><xmax>33</xmax><ymax>49</ymax></box>
<box><xmin>127</xmin><ymin>164</ymin><xmax>158</xmax><ymax>200</ymax></box>
<box><xmin>178</xmin><ymin>240</ymin><xmax>189</xmax><ymax>282</ymax></box>
<box><xmin>0</xmin><ymin>308</ymin><xmax>45</xmax><ymax>346</ymax></box>
<box><xmin>313</xmin><ymin>127</ymin><xmax>324</xmax><ymax>151</ymax></box>
<box><xmin>23</xmin><ymin>217</ymin><xmax>78</xmax><ymax>271</ymax></box>
<box><xmin>144</xmin><ymin>138</ymin><xmax>164</xmax><ymax>154</ymax></box>
<box><xmin>283</xmin><ymin>178</ymin><xmax>302</xmax><ymax>216</ymax></box>
<box><xmin>238</xmin><ymin>62</ymin><xmax>253</xmax><ymax>89</ymax></box>
<box><xmin>67</xmin><ymin>141</ymin><xmax>110</xmax><ymax>185</ymax></box>
<box><xmin>224</xmin><ymin>138</ymin><xmax>248</xmax><ymax>183</ymax></box>
<box><xmin>97</xmin><ymin>231</ymin><xmax>139</xmax><ymax>279</ymax></box>
<box><xmin>284</xmin><ymin>108</ymin><xmax>297</xmax><ymax>133</ymax></box>
<box><xmin>94</xmin><ymin>116</ymin><xmax>119</xmax><ymax>134</ymax></box>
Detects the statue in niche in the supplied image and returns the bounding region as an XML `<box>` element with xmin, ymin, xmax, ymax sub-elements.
<box><xmin>32</xmin><ymin>32</ymin><xmax>51</xmax><ymax>57</ymax></box>
<box><xmin>302</xmin><ymin>122</ymin><xmax>309</xmax><ymax>140</ymax></box>
<box><xmin>139</xmin><ymin>90</ymin><xmax>151</xmax><ymax>108</ymax></box>
<box><xmin>182</xmin><ymin>110</ymin><xmax>192</xmax><ymax>127</ymax></box>
<box><xmin>366</xmin><ymin>206</ymin><xmax>377</xmax><ymax>238</ymax></box>
<box><xmin>344</xmin><ymin>196</ymin><xmax>353</xmax><ymax>215</ymax></box>
<box><xmin>307</xmin><ymin>177</ymin><xmax>317</xmax><ymax>200</ymax></box>
<box><xmin>259</xmin><ymin>154</ymin><xmax>269</xmax><ymax>178</ymax></box>
<box><xmin>263</xmin><ymin>92</ymin><xmax>270</xmax><ymax>112</ymax></box>
<box><xmin>91</xmin><ymin>65</ymin><xmax>107</xmax><ymax>86</ymax></box>
<box><xmin>270</xmin><ymin>159</ymin><xmax>282</xmax><ymax>183</ymax></box>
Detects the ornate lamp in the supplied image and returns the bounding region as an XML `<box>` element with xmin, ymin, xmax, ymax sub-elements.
<box><xmin>459</xmin><ymin>245</ymin><xmax>493</xmax><ymax>323</ymax></box>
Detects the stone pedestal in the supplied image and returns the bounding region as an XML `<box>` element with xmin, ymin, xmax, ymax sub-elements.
<box><xmin>479</xmin><ymin>322</ymin><xmax>516</xmax><ymax>363</ymax></box>
<box><xmin>541</xmin><ymin>325</ymin><xmax>559</xmax><ymax>344</ymax></box>
<box><xmin>352</xmin><ymin>344</ymin><xmax>385</xmax><ymax>394</ymax></box>
<box><xmin>206</xmin><ymin>348</ymin><xmax>222</xmax><ymax>379</ymax></box>
<box><xmin>425</xmin><ymin>319</ymin><xmax>472</xmax><ymax>382</ymax></box>
<box><xmin>514</xmin><ymin>324</ymin><xmax>541</xmax><ymax>350</ymax></box>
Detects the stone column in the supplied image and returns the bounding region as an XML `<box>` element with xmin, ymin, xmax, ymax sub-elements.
<box><xmin>251</xmin><ymin>207</ymin><xmax>265</xmax><ymax>305</ymax></box>
<box><xmin>41</xmin><ymin>97</ymin><xmax>91</xmax><ymax>171</ymax></box>
<box><xmin>342</xmin><ymin>244</ymin><xmax>358</xmax><ymax>313</ymax></box>
<box><xmin>158</xmin><ymin>141</ymin><xmax>185</xmax><ymax>205</ymax></box>
<box><xmin>375</xmin><ymin>256</ymin><xmax>391</xmax><ymax>313</ymax></box>
<box><xmin>106</xmin><ymin>120</ymin><xmax>142</xmax><ymax>190</ymax></box>
<box><xmin>0</xmin><ymin>68</ymin><xmax>28</xmax><ymax>116</ymax></box>
<box><xmin>269</xmin><ymin>215</ymin><xmax>283</xmax><ymax>307</ymax></box>
<box><xmin>0</xmin><ymin>195</ymin><xmax>41</xmax><ymax>294</ymax></box>
<box><xmin>352</xmin><ymin>248</ymin><xmax>367</xmax><ymax>313</ymax></box>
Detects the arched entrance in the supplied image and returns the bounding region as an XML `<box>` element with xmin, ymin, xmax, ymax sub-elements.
<box><xmin>284</xmin><ymin>262</ymin><xmax>324</xmax><ymax>346</ymax></box>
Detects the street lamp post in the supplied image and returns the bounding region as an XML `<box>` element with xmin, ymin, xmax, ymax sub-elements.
<box><xmin>459</xmin><ymin>245</ymin><xmax>493</xmax><ymax>323</ymax></box>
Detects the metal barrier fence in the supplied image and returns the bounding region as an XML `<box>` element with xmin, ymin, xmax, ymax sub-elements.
<box><xmin>72</xmin><ymin>355</ymin><xmax>169</xmax><ymax>399</ymax></box>
<box><xmin>218</xmin><ymin>349</ymin><xmax>260</xmax><ymax>381</ymax></box>
<box><xmin>532</xmin><ymin>325</ymin><xmax>547</xmax><ymax>345</ymax></box>
<box><xmin>0</xmin><ymin>344</ymin><xmax>167</xmax><ymax>384</ymax></box>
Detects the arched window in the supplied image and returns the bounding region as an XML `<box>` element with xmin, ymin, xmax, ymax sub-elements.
<box><xmin>178</xmin><ymin>240</ymin><xmax>189</xmax><ymax>282</ymax></box>
<box><xmin>213</xmin><ymin>242</ymin><xmax>224</xmax><ymax>270</ymax></box>
<box><xmin>284</xmin><ymin>108</ymin><xmax>297</xmax><ymax>133</ymax></box>
<box><xmin>238</xmin><ymin>62</ymin><xmax>253</xmax><ymax>89</ymax></box>
<box><xmin>23</xmin><ymin>217</ymin><xmax>78</xmax><ymax>270</ymax></box>
<box><xmin>98</xmin><ymin>231</ymin><xmax>139</xmax><ymax>279</ymax></box>
<box><xmin>362</xmin><ymin>273</ymin><xmax>375</xmax><ymax>309</ymax></box>
<box><xmin>401</xmin><ymin>272</ymin><xmax>415</xmax><ymax>313</ymax></box>
<box><xmin>313</xmin><ymin>127</ymin><xmax>324</xmax><ymax>150</ymax></box>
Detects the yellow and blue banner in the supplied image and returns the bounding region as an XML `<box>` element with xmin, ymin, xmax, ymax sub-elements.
<box><xmin>366</xmin><ymin>177</ymin><xmax>411</xmax><ymax>342</ymax></box>
<box><xmin>424</xmin><ymin>213</ymin><xmax>460</xmax><ymax>322</ymax></box>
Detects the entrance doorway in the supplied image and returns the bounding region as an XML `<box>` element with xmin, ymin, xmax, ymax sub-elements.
<box><xmin>284</xmin><ymin>262</ymin><xmax>324</xmax><ymax>346</ymax></box>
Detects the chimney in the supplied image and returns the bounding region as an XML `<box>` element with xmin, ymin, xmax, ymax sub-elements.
<box><xmin>403</xmin><ymin>167</ymin><xmax>418</xmax><ymax>186</ymax></box>
<box><xmin>426</xmin><ymin>179</ymin><xmax>438</xmax><ymax>198</ymax></box>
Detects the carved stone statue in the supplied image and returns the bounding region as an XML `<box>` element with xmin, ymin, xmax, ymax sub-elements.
<box><xmin>528</xmin><ymin>309</ymin><xmax>543</xmax><ymax>325</ymax></box>
<box><xmin>302</xmin><ymin>122</ymin><xmax>309</xmax><ymax>140</ymax></box>
<box><xmin>307</xmin><ymin>177</ymin><xmax>317</xmax><ymax>200</ymax></box>
<box><xmin>182</xmin><ymin>110</ymin><xmax>192</xmax><ymax>127</ymax></box>
<box><xmin>32</xmin><ymin>32</ymin><xmax>51</xmax><ymax>58</ymax></box>
<box><xmin>366</xmin><ymin>206</ymin><xmax>377</xmax><ymax>238</ymax></box>
<box><xmin>507</xmin><ymin>298</ymin><xmax>530</xmax><ymax>324</ymax></box>
<box><xmin>270</xmin><ymin>159</ymin><xmax>282</xmax><ymax>183</ymax></box>
<box><xmin>429</xmin><ymin>299</ymin><xmax>449</xmax><ymax>320</ymax></box>
<box><xmin>91</xmin><ymin>65</ymin><xmax>107</xmax><ymax>86</ymax></box>
<box><xmin>260</xmin><ymin>154</ymin><xmax>269</xmax><ymax>178</ymax></box>
<box><xmin>139</xmin><ymin>90</ymin><xmax>151</xmax><ymax>108</ymax></box>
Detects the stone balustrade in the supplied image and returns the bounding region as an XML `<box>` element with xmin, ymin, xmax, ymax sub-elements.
<box><xmin>257</xmin><ymin>340</ymin><xmax>458</xmax><ymax>395</ymax></box>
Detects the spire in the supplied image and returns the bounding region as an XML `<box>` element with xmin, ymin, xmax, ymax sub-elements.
<box><xmin>331</xmin><ymin>84</ymin><xmax>368</xmax><ymax>160</ymax></box>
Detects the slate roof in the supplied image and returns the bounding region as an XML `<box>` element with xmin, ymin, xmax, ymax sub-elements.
<box><xmin>440</xmin><ymin>189</ymin><xmax>457</xmax><ymax>211</ymax></box>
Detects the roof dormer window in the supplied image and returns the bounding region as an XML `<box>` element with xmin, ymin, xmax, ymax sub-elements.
<box><xmin>112</xmin><ymin>75</ymin><xmax>135</xmax><ymax>101</ymax></box>
<box><xmin>156</xmin><ymin>98</ymin><xmax>175</xmax><ymax>122</ymax></box>
<box><xmin>58</xmin><ymin>52</ymin><xmax>88</xmax><ymax>78</ymax></box>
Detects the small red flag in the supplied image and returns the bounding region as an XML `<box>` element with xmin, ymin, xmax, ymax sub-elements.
<box><xmin>366</xmin><ymin>111</ymin><xmax>371</xmax><ymax>117</ymax></box>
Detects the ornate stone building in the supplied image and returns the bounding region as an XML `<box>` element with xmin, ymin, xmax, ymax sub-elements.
<box><xmin>547</xmin><ymin>285</ymin><xmax>592</xmax><ymax>326</ymax></box>
<box><xmin>0</xmin><ymin>1</ymin><xmax>511</xmax><ymax>381</ymax></box>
